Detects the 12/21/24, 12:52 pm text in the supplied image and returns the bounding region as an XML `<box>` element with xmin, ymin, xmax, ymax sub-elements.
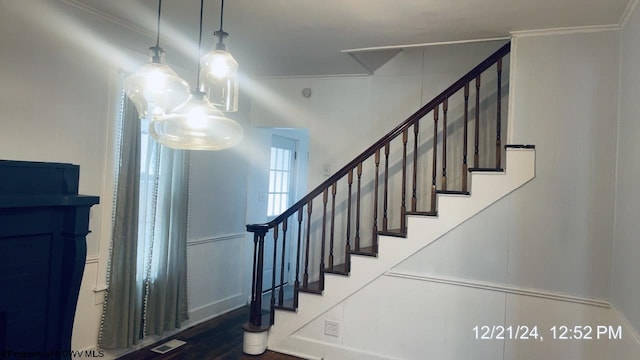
<box><xmin>473</xmin><ymin>325</ymin><xmax>623</xmax><ymax>341</ymax></box>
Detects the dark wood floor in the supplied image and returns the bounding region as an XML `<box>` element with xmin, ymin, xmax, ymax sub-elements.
<box><xmin>117</xmin><ymin>307</ymin><xmax>302</xmax><ymax>360</ymax></box>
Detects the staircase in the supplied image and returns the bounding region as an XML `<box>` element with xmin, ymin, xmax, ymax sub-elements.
<box><xmin>243</xmin><ymin>42</ymin><xmax>536</xmax><ymax>356</ymax></box>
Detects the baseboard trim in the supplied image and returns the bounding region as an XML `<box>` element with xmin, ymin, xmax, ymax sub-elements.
<box><xmin>268</xmin><ymin>345</ymin><xmax>322</xmax><ymax>360</ymax></box>
<box><xmin>385</xmin><ymin>271</ymin><xmax>611</xmax><ymax>308</ymax></box>
<box><xmin>187</xmin><ymin>293</ymin><xmax>248</xmax><ymax>325</ymax></box>
<box><xmin>273</xmin><ymin>334</ymin><xmax>391</xmax><ymax>360</ymax></box>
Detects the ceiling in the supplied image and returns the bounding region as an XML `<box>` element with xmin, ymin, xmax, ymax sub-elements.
<box><xmin>70</xmin><ymin>0</ymin><xmax>633</xmax><ymax>77</ymax></box>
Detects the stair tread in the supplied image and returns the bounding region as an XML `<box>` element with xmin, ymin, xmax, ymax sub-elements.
<box><xmin>350</xmin><ymin>245</ymin><xmax>377</xmax><ymax>257</ymax></box>
<box><xmin>298</xmin><ymin>280</ymin><xmax>323</xmax><ymax>295</ymax></box>
<box><xmin>325</xmin><ymin>263</ymin><xmax>349</xmax><ymax>275</ymax></box>
<box><xmin>468</xmin><ymin>167</ymin><xmax>504</xmax><ymax>172</ymax></box>
<box><xmin>405</xmin><ymin>211</ymin><xmax>438</xmax><ymax>216</ymax></box>
<box><xmin>378</xmin><ymin>229</ymin><xmax>406</xmax><ymax>238</ymax></box>
<box><xmin>436</xmin><ymin>190</ymin><xmax>470</xmax><ymax>195</ymax></box>
<box><xmin>273</xmin><ymin>304</ymin><xmax>297</xmax><ymax>312</ymax></box>
<box><xmin>505</xmin><ymin>144</ymin><xmax>535</xmax><ymax>149</ymax></box>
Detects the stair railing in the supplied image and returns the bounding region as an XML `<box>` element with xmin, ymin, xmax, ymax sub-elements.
<box><xmin>246</xmin><ymin>42</ymin><xmax>511</xmax><ymax>330</ymax></box>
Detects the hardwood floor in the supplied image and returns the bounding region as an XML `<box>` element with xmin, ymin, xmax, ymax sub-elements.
<box><xmin>117</xmin><ymin>307</ymin><xmax>302</xmax><ymax>360</ymax></box>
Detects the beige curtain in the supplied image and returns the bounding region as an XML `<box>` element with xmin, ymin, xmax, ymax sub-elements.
<box><xmin>99</xmin><ymin>96</ymin><xmax>189</xmax><ymax>349</ymax></box>
<box><xmin>99</xmin><ymin>97</ymin><xmax>143</xmax><ymax>349</ymax></box>
<box><xmin>141</xmin><ymin>144</ymin><xmax>189</xmax><ymax>336</ymax></box>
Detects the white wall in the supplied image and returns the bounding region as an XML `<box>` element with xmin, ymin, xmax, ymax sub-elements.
<box><xmin>0</xmin><ymin>1</ymin><xmax>127</xmax><ymax>351</ymax></box>
<box><xmin>250</xmin><ymin>40</ymin><xmax>508</xmax><ymax>192</ymax></box>
<box><xmin>292</xmin><ymin>274</ymin><xmax>639</xmax><ymax>360</ymax></box>
<box><xmin>507</xmin><ymin>31</ymin><xmax>618</xmax><ymax>298</ymax></box>
<box><xmin>0</xmin><ymin>0</ymin><xmax>253</xmax><ymax>352</ymax></box>
<box><xmin>284</xmin><ymin>30</ymin><xmax>636</xmax><ymax>359</ymax></box>
<box><xmin>249</xmin><ymin>75</ymin><xmax>374</xmax><ymax>189</ymax></box>
<box><xmin>185</xmin><ymin>129</ymin><xmax>251</xmax><ymax>324</ymax></box>
<box><xmin>613</xmin><ymin>0</ymin><xmax>640</xmax><ymax>336</ymax></box>
<box><xmin>397</xmin><ymin>31</ymin><xmax>620</xmax><ymax>300</ymax></box>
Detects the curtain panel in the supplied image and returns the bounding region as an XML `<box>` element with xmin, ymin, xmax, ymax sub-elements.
<box><xmin>99</xmin><ymin>97</ymin><xmax>189</xmax><ymax>349</ymax></box>
<box><xmin>99</xmin><ymin>98</ymin><xmax>143</xmax><ymax>349</ymax></box>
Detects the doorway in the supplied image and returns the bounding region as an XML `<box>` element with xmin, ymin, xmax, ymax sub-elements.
<box><xmin>267</xmin><ymin>135</ymin><xmax>298</xmax><ymax>219</ymax></box>
<box><xmin>260</xmin><ymin>129</ymin><xmax>308</xmax><ymax>299</ymax></box>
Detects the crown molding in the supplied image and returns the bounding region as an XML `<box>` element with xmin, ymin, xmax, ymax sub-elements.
<box><xmin>511</xmin><ymin>24</ymin><xmax>621</xmax><ymax>38</ymax></box>
<box><xmin>341</xmin><ymin>36</ymin><xmax>510</xmax><ymax>53</ymax></box>
<box><xmin>59</xmin><ymin>0</ymin><xmax>154</xmax><ymax>40</ymax></box>
<box><xmin>620</xmin><ymin>0</ymin><xmax>640</xmax><ymax>28</ymax></box>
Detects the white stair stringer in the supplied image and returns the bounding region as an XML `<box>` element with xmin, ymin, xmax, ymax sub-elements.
<box><xmin>268</xmin><ymin>147</ymin><xmax>536</xmax><ymax>354</ymax></box>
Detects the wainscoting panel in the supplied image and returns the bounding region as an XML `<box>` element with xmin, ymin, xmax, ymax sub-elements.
<box><xmin>284</xmin><ymin>273</ymin><xmax>640</xmax><ymax>360</ymax></box>
<box><xmin>187</xmin><ymin>233</ymin><xmax>249</xmax><ymax>324</ymax></box>
<box><xmin>503</xmin><ymin>293</ymin><xmax>640</xmax><ymax>360</ymax></box>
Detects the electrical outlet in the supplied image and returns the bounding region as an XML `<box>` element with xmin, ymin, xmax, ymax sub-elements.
<box><xmin>324</xmin><ymin>320</ymin><xmax>340</xmax><ymax>337</ymax></box>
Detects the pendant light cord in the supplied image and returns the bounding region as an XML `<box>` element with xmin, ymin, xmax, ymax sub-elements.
<box><xmin>156</xmin><ymin>0</ymin><xmax>162</xmax><ymax>47</ymax></box>
<box><xmin>150</xmin><ymin>0</ymin><xmax>163</xmax><ymax>62</ymax></box>
<box><xmin>215</xmin><ymin>0</ymin><xmax>227</xmax><ymax>46</ymax></box>
<box><xmin>219</xmin><ymin>0</ymin><xmax>224</xmax><ymax>32</ymax></box>
<box><xmin>196</xmin><ymin>0</ymin><xmax>205</xmax><ymax>88</ymax></box>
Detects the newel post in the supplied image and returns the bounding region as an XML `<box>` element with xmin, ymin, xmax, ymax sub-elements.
<box><xmin>243</xmin><ymin>224</ymin><xmax>270</xmax><ymax>355</ymax></box>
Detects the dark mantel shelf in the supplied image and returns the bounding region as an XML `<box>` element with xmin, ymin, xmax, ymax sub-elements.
<box><xmin>0</xmin><ymin>160</ymin><xmax>99</xmax><ymax>359</ymax></box>
<box><xmin>0</xmin><ymin>195</ymin><xmax>99</xmax><ymax>208</ymax></box>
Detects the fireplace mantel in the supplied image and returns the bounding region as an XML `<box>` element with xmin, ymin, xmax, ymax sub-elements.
<box><xmin>0</xmin><ymin>160</ymin><xmax>99</xmax><ymax>359</ymax></box>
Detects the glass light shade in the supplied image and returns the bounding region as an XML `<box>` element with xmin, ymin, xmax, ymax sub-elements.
<box><xmin>149</xmin><ymin>91</ymin><xmax>243</xmax><ymax>150</ymax></box>
<box><xmin>199</xmin><ymin>49</ymin><xmax>239</xmax><ymax>112</ymax></box>
<box><xmin>124</xmin><ymin>48</ymin><xmax>190</xmax><ymax>118</ymax></box>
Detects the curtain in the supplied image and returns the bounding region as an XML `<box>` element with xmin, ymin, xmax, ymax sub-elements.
<box><xmin>99</xmin><ymin>96</ymin><xmax>189</xmax><ymax>349</ymax></box>
<box><xmin>141</xmin><ymin>143</ymin><xmax>190</xmax><ymax>336</ymax></box>
<box><xmin>99</xmin><ymin>98</ymin><xmax>143</xmax><ymax>349</ymax></box>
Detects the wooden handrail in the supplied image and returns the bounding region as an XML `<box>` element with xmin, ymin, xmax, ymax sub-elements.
<box><xmin>247</xmin><ymin>41</ymin><xmax>510</xmax><ymax>233</ymax></box>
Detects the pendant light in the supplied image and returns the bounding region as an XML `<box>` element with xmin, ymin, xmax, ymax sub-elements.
<box><xmin>149</xmin><ymin>0</ymin><xmax>243</xmax><ymax>150</ymax></box>
<box><xmin>199</xmin><ymin>0</ymin><xmax>239</xmax><ymax>112</ymax></box>
<box><xmin>124</xmin><ymin>0</ymin><xmax>190</xmax><ymax>118</ymax></box>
